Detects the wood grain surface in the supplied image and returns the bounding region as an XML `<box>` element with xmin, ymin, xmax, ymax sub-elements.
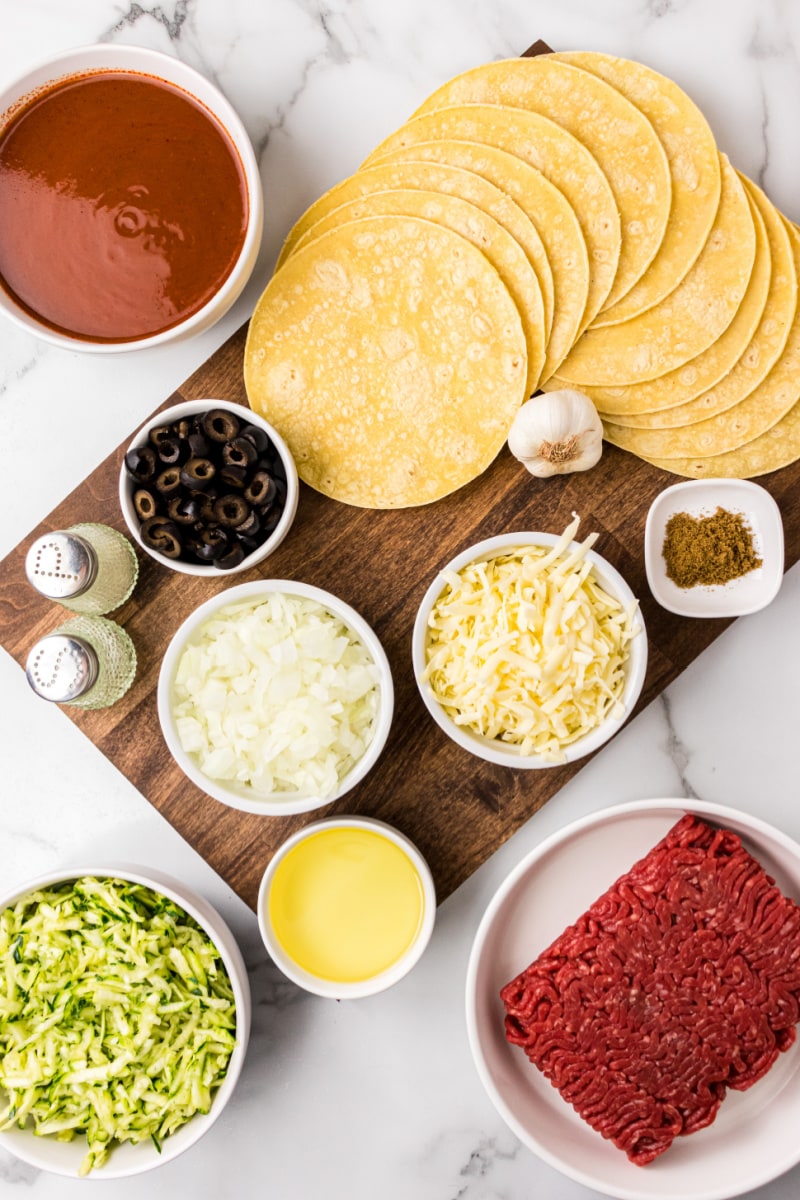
<box><xmin>2</xmin><ymin>41</ymin><xmax>798</xmax><ymax>912</ymax></box>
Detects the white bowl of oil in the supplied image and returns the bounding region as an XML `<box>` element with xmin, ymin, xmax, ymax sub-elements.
<box><xmin>257</xmin><ymin>816</ymin><xmax>436</xmax><ymax>998</ymax></box>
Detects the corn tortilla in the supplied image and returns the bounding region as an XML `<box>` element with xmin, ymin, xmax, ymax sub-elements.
<box><xmin>605</xmin><ymin>220</ymin><xmax>800</xmax><ymax>466</ymax></box>
<box><xmin>553</xmin><ymin>51</ymin><xmax>722</xmax><ymax>327</ymax></box>
<box><xmin>276</xmin><ymin>159</ymin><xmax>554</xmax><ymax>345</ymax></box>
<box><xmin>244</xmin><ymin>215</ymin><xmax>528</xmax><ymax>508</ymax></box>
<box><xmin>555</xmin><ymin>156</ymin><xmax>755</xmax><ymax>387</ymax></box>
<box><xmin>369</xmin><ymin>140</ymin><xmax>588</xmax><ymax>380</ymax></box>
<box><xmin>363</xmin><ymin>103</ymin><xmax>620</xmax><ymax>328</ymax></box>
<box><xmin>594</xmin><ymin>177</ymin><xmax>795</xmax><ymax>427</ymax></box>
<box><xmin>550</xmin><ymin>178</ymin><xmax>770</xmax><ymax>417</ymax></box>
<box><xmin>289</xmin><ymin>188</ymin><xmax>545</xmax><ymax>397</ymax></box>
<box><xmin>412</xmin><ymin>56</ymin><xmax>670</xmax><ymax>311</ymax></box>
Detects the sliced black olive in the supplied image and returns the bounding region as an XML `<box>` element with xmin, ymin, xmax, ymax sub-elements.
<box><xmin>133</xmin><ymin>487</ymin><xmax>159</xmax><ymax>521</ymax></box>
<box><xmin>262</xmin><ymin>509</ymin><xmax>282</xmax><ymax>535</ymax></box>
<box><xmin>197</xmin><ymin>489</ymin><xmax>219</xmax><ymax>522</ymax></box>
<box><xmin>274</xmin><ymin>478</ymin><xmax>288</xmax><ymax>508</ymax></box>
<box><xmin>156</xmin><ymin>436</ymin><xmax>187</xmax><ymax>466</ymax></box>
<box><xmin>154</xmin><ymin>466</ymin><xmax>182</xmax><ymax>496</ymax></box>
<box><xmin>217</xmin><ymin>542</ymin><xmax>246</xmax><ymax>570</ymax></box>
<box><xmin>222</xmin><ymin>437</ymin><xmax>258</xmax><ymax>468</ymax></box>
<box><xmin>240</xmin><ymin>423</ymin><xmax>270</xmax><ymax>454</ymax></box>
<box><xmin>191</xmin><ymin>525</ymin><xmax>231</xmax><ymax>561</ymax></box>
<box><xmin>175</xmin><ymin>418</ymin><xmax>192</xmax><ymax>440</ymax></box>
<box><xmin>125</xmin><ymin>445</ymin><xmax>158</xmax><ymax>483</ymax></box>
<box><xmin>148</xmin><ymin>424</ymin><xmax>175</xmax><ymax>449</ymax></box>
<box><xmin>220</xmin><ymin>464</ymin><xmax>247</xmax><ymax>489</ymax></box>
<box><xmin>167</xmin><ymin>494</ymin><xmax>203</xmax><ymax>525</ymax></box>
<box><xmin>244</xmin><ymin>470</ymin><xmax>276</xmax><ymax>507</ymax></box>
<box><xmin>235</xmin><ymin>509</ymin><xmax>261</xmax><ymax>538</ymax></box>
<box><xmin>190</xmin><ymin>540</ymin><xmax>220</xmax><ymax>563</ymax></box>
<box><xmin>202</xmin><ymin>409</ymin><xmax>240</xmax><ymax>443</ymax></box>
<box><xmin>239</xmin><ymin>535</ymin><xmax>262</xmax><ymax>555</ymax></box>
<box><xmin>140</xmin><ymin>516</ymin><xmax>183</xmax><ymax>559</ymax></box>
<box><xmin>214</xmin><ymin>495</ymin><xmax>251</xmax><ymax>527</ymax></box>
<box><xmin>188</xmin><ymin>431</ymin><xmax>211</xmax><ymax>458</ymax></box>
<box><xmin>181</xmin><ymin>458</ymin><xmax>216</xmax><ymax>490</ymax></box>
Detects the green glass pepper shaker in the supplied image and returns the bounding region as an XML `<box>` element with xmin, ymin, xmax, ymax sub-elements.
<box><xmin>25</xmin><ymin>615</ymin><xmax>137</xmax><ymax>710</ymax></box>
<box><xmin>25</xmin><ymin>523</ymin><xmax>138</xmax><ymax>615</ymax></box>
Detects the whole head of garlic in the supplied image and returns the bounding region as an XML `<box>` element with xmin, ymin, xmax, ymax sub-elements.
<box><xmin>508</xmin><ymin>389</ymin><xmax>603</xmax><ymax>477</ymax></box>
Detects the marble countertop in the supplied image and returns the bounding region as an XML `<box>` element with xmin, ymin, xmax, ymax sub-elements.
<box><xmin>2</xmin><ymin>1</ymin><xmax>800</xmax><ymax>1197</ymax></box>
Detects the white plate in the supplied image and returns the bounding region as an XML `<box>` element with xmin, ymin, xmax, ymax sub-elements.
<box><xmin>466</xmin><ymin>799</ymin><xmax>800</xmax><ymax>1200</ymax></box>
<box><xmin>644</xmin><ymin>479</ymin><xmax>784</xmax><ymax>617</ymax></box>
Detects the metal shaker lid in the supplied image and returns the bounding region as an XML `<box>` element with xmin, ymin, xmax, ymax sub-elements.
<box><xmin>25</xmin><ymin>532</ymin><xmax>97</xmax><ymax>600</ymax></box>
<box><xmin>25</xmin><ymin>634</ymin><xmax>99</xmax><ymax>702</ymax></box>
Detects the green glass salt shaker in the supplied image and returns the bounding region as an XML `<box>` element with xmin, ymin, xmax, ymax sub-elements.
<box><xmin>25</xmin><ymin>615</ymin><xmax>137</xmax><ymax>710</ymax></box>
<box><xmin>25</xmin><ymin>523</ymin><xmax>138</xmax><ymax>615</ymax></box>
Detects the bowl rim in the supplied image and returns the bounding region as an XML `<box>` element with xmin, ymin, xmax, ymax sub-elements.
<box><xmin>157</xmin><ymin>579</ymin><xmax>395</xmax><ymax>815</ymax></box>
<box><xmin>256</xmin><ymin>815</ymin><xmax>437</xmax><ymax>998</ymax></box>
<box><xmin>118</xmin><ymin>397</ymin><xmax>300</xmax><ymax>576</ymax></box>
<box><xmin>411</xmin><ymin>531</ymin><xmax>647</xmax><ymax>768</ymax></box>
<box><xmin>643</xmin><ymin>478</ymin><xmax>785</xmax><ymax>618</ymax></box>
<box><xmin>0</xmin><ymin>42</ymin><xmax>263</xmax><ymax>353</ymax></box>
<box><xmin>0</xmin><ymin>862</ymin><xmax>251</xmax><ymax>1179</ymax></box>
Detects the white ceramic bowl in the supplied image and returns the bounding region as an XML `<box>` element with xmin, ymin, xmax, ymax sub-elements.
<box><xmin>644</xmin><ymin>478</ymin><xmax>784</xmax><ymax>617</ymax></box>
<box><xmin>466</xmin><ymin>799</ymin><xmax>800</xmax><ymax>1200</ymax></box>
<box><xmin>0</xmin><ymin>863</ymin><xmax>250</xmax><ymax>1180</ymax></box>
<box><xmin>119</xmin><ymin>398</ymin><xmax>299</xmax><ymax>576</ymax></box>
<box><xmin>0</xmin><ymin>43</ymin><xmax>263</xmax><ymax>351</ymax></box>
<box><xmin>412</xmin><ymin>532</ymin><xmax>647</xmax><ymax>768</ymax></box>
<box><xmin>158</xmin><ymin>580</ymin><xmax>394</xmax><ymax>815</ymax></box>
<box><xmin>257</xmin><ymin>816</ymin><xmax>436</xmax><ymax>999</ymax></box>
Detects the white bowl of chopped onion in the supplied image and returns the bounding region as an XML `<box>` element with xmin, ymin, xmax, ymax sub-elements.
<box><xmin>0</xmin><ymin>863</ymin><xmax>250</xmax><ymax>1179</ymax></box>
<box><xmin>157</xmin><ymin>580</ymin><xmax>394</xmax><ymax>814</ymax></box>
<box><xmin>412</xmin><ymin>517</ymin><xmax>647</xmax><ymax>768</ymax></box>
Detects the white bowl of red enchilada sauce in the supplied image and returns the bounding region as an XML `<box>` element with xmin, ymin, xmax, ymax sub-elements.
<box><xmin>0</xmin><ymin>44</ymin><xmax>262</xmax><ymax>350</ymax></box>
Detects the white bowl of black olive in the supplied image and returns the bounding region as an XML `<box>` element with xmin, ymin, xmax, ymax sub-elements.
<box><xmin>119</xmin><ymin>399</ymin><xmax>299</xmax><ymax>574</ymax></box>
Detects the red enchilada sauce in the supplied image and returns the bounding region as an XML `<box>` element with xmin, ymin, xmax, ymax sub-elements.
<box><xmin>0</xmin><ymin>71</ymin><xmax>248</xmax><ymax>342</ymax></box>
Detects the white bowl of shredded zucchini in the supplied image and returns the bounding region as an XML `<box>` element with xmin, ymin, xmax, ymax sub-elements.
<box><xmin>0</xmin><ymin>867</ymin><xmax>249</xmax><ymax>1178</ymax></box>
<box><xmin>158</xmin><ymin>580</ymin><xmax>394</xmax><ymax>815</ymax></box>
<box><xmin>412</xmin><ymin>515</ymin><xmax>647</xmax><ymax>768</ymax></box>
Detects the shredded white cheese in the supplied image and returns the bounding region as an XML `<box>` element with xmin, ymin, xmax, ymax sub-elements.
<box><xmin>172</xmin><ymin>594</ymin><xmax>381</xmax><ymax>797</ymax></box>
<box><xmin>421</xmin><ymin>515</ymin><xmax>639</xmax><ymax>762</ymax></box>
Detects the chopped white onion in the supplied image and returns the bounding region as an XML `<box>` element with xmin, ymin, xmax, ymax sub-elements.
<box><xmin>172</xmin><ymin>594</ymin><xmax>381</xmax><ymax>797</ymax></box>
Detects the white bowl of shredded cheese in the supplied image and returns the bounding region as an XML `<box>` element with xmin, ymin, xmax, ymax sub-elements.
<box><xmin>412</xmin><ymin>516</ymin><xmax>647</xmax><ymax>768</ymax></box>
<box><xmin>158</xmin><ymin>581</ymin><xmax>393</xmax><ymax>814</ymax></box>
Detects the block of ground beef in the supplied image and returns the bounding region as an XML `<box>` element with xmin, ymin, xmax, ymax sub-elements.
<box><xmin>501</xmin><ymin>813</ymin><xmax>800</xmax><ymax>1166</ymax></box>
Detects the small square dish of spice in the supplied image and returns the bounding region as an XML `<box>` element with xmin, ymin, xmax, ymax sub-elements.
<box><xmin>644</xmin><ymin>479</ymin><xmax>784</xmax><ymax>617</ymax></box>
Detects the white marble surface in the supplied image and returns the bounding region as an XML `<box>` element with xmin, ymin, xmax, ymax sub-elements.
<box><xmin>1</xmin><ymin>1</ymin><xmax>800</xmax><ymax>1197</ymax></box>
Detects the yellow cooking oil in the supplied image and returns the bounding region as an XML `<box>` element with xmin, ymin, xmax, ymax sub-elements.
<box><xmin>268</xmin><ymin>826</ymin><xmax>426</xmax><ymax>983</ymax></box>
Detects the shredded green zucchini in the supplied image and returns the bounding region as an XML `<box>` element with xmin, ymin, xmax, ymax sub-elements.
<box><xmin>0</xmin><ymin>877</ymin><xmax>237</xmax><ymax>1175</ymax></box>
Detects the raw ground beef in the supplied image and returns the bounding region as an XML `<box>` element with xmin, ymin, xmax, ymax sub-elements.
<box><xmin>501</xmin><ymin>813</ymin><xmax>800</xmax><ymax>1165</ymax></box>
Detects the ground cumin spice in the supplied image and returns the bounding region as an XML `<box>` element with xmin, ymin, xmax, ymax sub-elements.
<box><xmin>662</xmin><ymin>507</ymin><xmax>762</xmax><ymax>588</ymax></box>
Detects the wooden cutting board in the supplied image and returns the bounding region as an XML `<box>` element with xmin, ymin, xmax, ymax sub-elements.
<box><xmin>2</xmin><ymin>41</ymin><xmax>798</xmax><ymax>912</ymax></box>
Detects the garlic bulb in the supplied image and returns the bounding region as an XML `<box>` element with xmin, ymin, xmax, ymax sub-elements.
<box><xmin>508</xmin><ymin>389</ymin><xmax>603</xmax><ymax>477</ymax></box>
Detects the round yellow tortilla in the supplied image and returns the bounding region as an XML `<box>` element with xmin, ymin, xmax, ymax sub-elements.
<box><xmin>593</xmin><ymin>176</ymin><xmax>795</xmax><ymax>427</ymax></box>
<box><xmin>553</xmin><ymin>50</ymin><xmax>722</xmax><ymax>327</ymax></box>
<box><xmin>368</xmin><ymin>140</ymin><xmax>588</xmax><ymax>381</ymax></box>
<box><xmin>275</xmin><ymin>157</ymin><xmax>554</xmax><ymax>342</ymax></box>
<box><xmin>363</xmin><ymin>103</ymin><xmax>620</xmax><ymax>328</ymax></box>
<box><xmin>550</xmin><ymin>178</ymin><xmax>770</xmax><ymax>417</ymax></box>
<box><xmin>244</xmin><ymin>215</ymin><xmax>528</xmax><ymax>508</ymax></box>
<box><xmin>611</xmin><ymin>221</ymin><xmax>800</xmax><ymax>472</ymax></box>
<box><xmin>289</xmin><ymin>188</ymin><xmax>546</xmax><ymax>397</ymax></box>
<box><xmin>555</xmin><ymin>155</ymin><xmax>756</xmax><ymax>387</ymax></box>
<box><xmin>412</xmin><ymin>56</ymin><xmax>671</xmax><ymax>311</ymax></box>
